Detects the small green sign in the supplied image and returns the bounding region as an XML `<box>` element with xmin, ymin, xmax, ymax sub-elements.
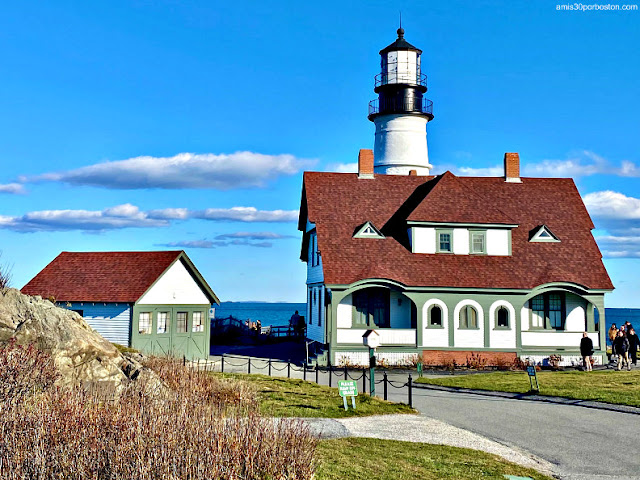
<box><xmin>338</xmin><ymin>380</ymin><xmax>358</xmax><ymax>411</ymax></box>
<box><xmin>338</xmin><ymin>380</ymin><xmax>358</xmax><ymax>397</ymax></box>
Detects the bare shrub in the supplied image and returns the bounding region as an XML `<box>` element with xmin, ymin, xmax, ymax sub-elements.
<box><xmin>465</xmin><ymin>352</ymin><xmax>488</xmax><ymax>370</ymax></box>
<box><xmin>0</xmin><ymin>339</ymin><xmax>59</xmax><ymax>404</ymax></box>
<box><xmin>0</xmin><ymin>353</ymin><xmax>317</xmax><ymax>479</ymax></box>
<box><xmin>0</xmin><ymin>251</ymin><xmax>12</xmax><ymax>290</ymax></box>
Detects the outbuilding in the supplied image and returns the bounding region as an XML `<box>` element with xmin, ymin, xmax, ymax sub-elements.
<box><xmin>22</xmin><ymin>250</ymin><xmax>219</xmax><ymax>359</ymax></box>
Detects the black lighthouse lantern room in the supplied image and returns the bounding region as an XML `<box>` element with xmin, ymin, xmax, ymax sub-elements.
<box><xmin>368</xmin><ymin>28</ymin><xmax>434</xmax><ymax>121</ymax></box>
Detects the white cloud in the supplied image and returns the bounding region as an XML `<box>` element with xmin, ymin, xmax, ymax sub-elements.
<box><xmin>583</xmin><ymin>191</ymin><xmax>640</xmax><ymax>220</ymax></box>
<box><xmin>326</xmin><ymin>162</ymin><xmax>358</xmax><ymax>173</ymax></box>
<box><xmin>0</xmin><ymin>203</ymin><xmax>167</xmax><ymax>232</ymax></box>
<box><xmin>216</xmin><ymin>231</ymin><xmax>296</xmax><ymax>240</ymax></box>
<box><xmin>443</xmin><ymin>151</ymin><xmax>640</xmax><ymax>179</ymax></box>
<box><xmin>149</xmin><ymin>206</ymin><xmax>298</xmax><ymax>223</ymax></box>
<box><xmin>0</xmin><ymin>183</ymin><xmax>26</xmax><ymax>195</ymax></box>
<box><xmin>585</xmin><ymin>191</ymin><xmax>640</xmax><ymax>258</ymax></box>
<box><xmin>0</xmin><ymin>204</ymin><xmax>298</xmax><ymax>233</ymax></box>
<box><xmin>159</xmin><ymin>238</ymin><xmax>273</xmax><ymax>249</ymax></box>
<box><xmin>24</xmin><ymin>151</ymin><xmax>315</xmax><ymax>190</ymax></box>
<box><xmin>454</xmin><ymin>165</ymin><xmax>504</xmax><ymax>176</ymax></box>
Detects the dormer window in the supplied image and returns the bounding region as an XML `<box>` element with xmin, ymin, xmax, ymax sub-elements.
<box><xmin>530</xmin><ymin>225</ymin><xmax>560</xmax><ymax>243</ymax></box>
<box><xmin>436</xmin><ymin>229</ymin><xmax>452</xmax><ymax>253</ymax></box>
<box><xmin>470</xmin><ymin>230</ymin><xmax>486</xmax><ymax>254</ymax></box>
<box><xmin>353</xmin><ymin>222</ymin><xmax>385</xmax><ymax>239</ymax></box>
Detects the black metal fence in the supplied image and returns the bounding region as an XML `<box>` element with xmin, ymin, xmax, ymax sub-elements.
<box><xmin>187</xmin><ymin>355</ymin><xmax>414</xmax><ymax>408</ymax></box>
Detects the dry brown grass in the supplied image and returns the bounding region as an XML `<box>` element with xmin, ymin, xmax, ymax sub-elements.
<box><xmin>0</xmin><ymin>344</ymin><xmax>316</xmax><ymax>479</ymax></box>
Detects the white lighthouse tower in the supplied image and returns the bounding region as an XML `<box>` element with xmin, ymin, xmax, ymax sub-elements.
<box><xmin>368</xmin><ymin>28</ymin><xmax>434</xmax><ymax>175</ymax></box>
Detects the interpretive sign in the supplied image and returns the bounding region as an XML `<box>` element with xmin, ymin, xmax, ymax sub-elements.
<box><xmin>338</xmin><ymin>380</ymin><xmax>358</xmax><ymax>410</ymax></box>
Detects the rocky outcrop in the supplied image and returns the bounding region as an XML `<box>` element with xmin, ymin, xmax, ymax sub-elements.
<box><xmin>0</xmin><ymin>288</ymin><xmax>157</xmax><ymax>394</ymax></box>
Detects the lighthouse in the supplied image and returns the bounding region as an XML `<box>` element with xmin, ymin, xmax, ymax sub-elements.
<box><xmin>368</xmin><ymin>28</ymin><xmax>434</xmax><ymax>175</ymax></box>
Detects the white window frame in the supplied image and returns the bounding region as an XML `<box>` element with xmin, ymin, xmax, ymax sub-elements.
<box><xmin>192</xmin><ymin>311</ymin><xmax>204</xmax><ymax>332</ymax></box>
<box><xmin>139</xmin><ymin>312</ymin><xmax>152</xmax><ymax>335</ymax></box>
<box><xmin>157</xmin><ymin>311</ymin><xmax>169</xmax><ymax>334</ymax></box>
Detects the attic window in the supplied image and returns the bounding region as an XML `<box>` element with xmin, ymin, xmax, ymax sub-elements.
<box><xmin>353</xmin><ymin>222</ymin><xmax>385</xmax><ymax>239</ymax></box>
<box><xmin>530</xmin><ymin>225</ymin><xmax>560</xmax><ymax>243</ymax></box>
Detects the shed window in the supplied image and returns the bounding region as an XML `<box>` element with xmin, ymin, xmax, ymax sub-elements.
<box><xmin>459</xmin><ymin>305</ymin><xmax>478</xmax><ymax>329</ymax></box>
<box><xmin>192</xmin><ymin>312</ymin><xmax>204</xmax><ymax>332</ymax></box>
<box><xmin>139</xmin><ymin>312</ymin><xmax>152</xmax><ymax>335</ymax></box>
<box><xmin>496</xmin><ymin>307</ymin><xmax>509</xmax><ymax>328</ymax></box>
<box><xmin>157</xmin><ymin>311</ymin><xmax>169</xmax><ymax>334</ymax></box>
<box><xmin>177</xmin><ymin>312</ymin><xmax>188</xmax><ymax>333</ymax></box>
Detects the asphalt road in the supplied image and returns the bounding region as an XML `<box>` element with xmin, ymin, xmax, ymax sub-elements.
<box><xmin>386</xmin><ymin>386</ymin><xmax>640</xmax><ymax>480</ymax></box>
<box><xmin>209</xmin><ymin>356</ymin><xmax>640</xmax><ymax>480</ymax></box>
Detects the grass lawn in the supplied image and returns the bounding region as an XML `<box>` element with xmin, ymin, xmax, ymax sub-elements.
<box><xmin>214</xmin><ymin>373</ymin><xmax>416</xmax><ymax>418</ymax></box>
<box><xmin>416</xmin><ymin>370</ymin><xmax>640</xmax><ymax>407</ymax></box>
<box><xmin>315</xmin><ymin>438</ymin><xmax>552</xmax><ymax>480</ymax></box>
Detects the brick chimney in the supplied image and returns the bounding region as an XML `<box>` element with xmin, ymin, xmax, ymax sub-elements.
<box><xmin>358</xmin><ymin>149</ymin><xmax>374</xmax><ymax>179</ymax></box>
<box><xmin>504</xmin><ymin>152</ymin><xmax>521</xmax><ymax>183</ymax></box>
<box><xmin>409</xmin><ymin>170</ymin><xmax>417</xmax><ymax>176</ymax></box>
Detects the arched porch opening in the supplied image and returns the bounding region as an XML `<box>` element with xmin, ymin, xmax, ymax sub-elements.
<box><xmin>335</xmin><ymin>282</ymin><xmax>417</xmax><ymax>347</ymax></box>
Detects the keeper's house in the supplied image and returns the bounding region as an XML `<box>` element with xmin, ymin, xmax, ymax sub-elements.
<box><xmin>299</xmin><ymin>29</ymin><xmax>613</xmax><ymax>368</ymax></box>
<box><xmin>22</xmin><ymin>251</ymin><xmax>219</xmax><ymax>359</ymax></box>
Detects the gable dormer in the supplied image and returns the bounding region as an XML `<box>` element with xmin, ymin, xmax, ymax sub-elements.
<box><xmin>353</xmin><ymin>221</ymin><xmax>385</xmax><ymax>239</ymax></box>
<box><xmin>529</xmin><ymin>225</ymin><xmax>560</xmax><ymax>243</ymax></box>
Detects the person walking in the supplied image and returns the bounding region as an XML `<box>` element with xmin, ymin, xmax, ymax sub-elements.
<box><xmin>608</xmin><ymin>323</ymin><xmax>618</xmax><ymax>345</ymax></box>
<box><xmin>580</xmin><ymin>332</ymin><xmax>594</xmax><ymax>371</ymax></box>
<box><xmin>608</xmin><ymin>323</ymin><xmax>619</xmax><ymax>365</ymax></box>
<box><xmin>612</xmin><ymin>330</ymin><xmax>630</xmax><ymax>371</ymax></box>
<box><xmin>627</xmin><ymin>327</ymin><xmax>639</xmax><ymax>366</ymax></box>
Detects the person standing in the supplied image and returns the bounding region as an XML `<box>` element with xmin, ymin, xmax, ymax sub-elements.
<box><xmin>627</xmin><ymin>327</ymin><xmax>639</xmax><ymax>366</ymax></box>
<box><xmin>612</xmin><ymin>330</ymin><xmax>630</xmax><ymax>371</ymax></box>
<box><xmin>608</xmin><ymin>323</ymin><xmax>618</xmax><ymax>345</ymax></box>
<box><xmin>580</xmin><ymin>332</ymin><xmax>594</xmax><ymax>371</ymax></box>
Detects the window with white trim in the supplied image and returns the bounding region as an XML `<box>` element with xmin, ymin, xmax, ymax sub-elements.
<box><xmin>157</xmin><ymin>311</ymin><xmax>169</xmax><ymax>334</ymax></box>
<box><xmin>192</xmin><ymin>312</ymin><xmax>204</xmax><ymax>332</ymax></box>
<box><xmin>139</xmin><ymin>312</ymin><xmax>152</xmax><ymax>335</ymax></box>
<box><xmin>436</xmin><ymin>229</ymin><xmax>453</xmax><ymax>253</ymax></box>
<box><xmin>177</xmin><ymin>311</ymin><xmax>188</xmax><ymax>333</ymax></box>
<box><xmin>470</xmin><ymin>230</ymin><xmax>486</xmax><ymax>254</ymax></box>
<box><xmin>496</xmin><ymin>306</ymin><xmax>509</xmax><ymax>328</ymax></box>
<box><xmin>459</xmin><ymin>305</ymin><xmax>478</xmax><ymax>329</ymax></box>
<box><xmin>429</xmin><ymin>305</ymin><xmax>443</xmax><ymax>327</ymax></box>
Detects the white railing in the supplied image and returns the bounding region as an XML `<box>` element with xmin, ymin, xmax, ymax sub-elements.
<box><xmin>336</xmin><ymin>328</ymin><xmax>416</xmax><ymax>345</ymax></box>
<box><xmin>521</xmin><ymin>331</ymin><xmax>600</xmax><ymax>349</ymax></box>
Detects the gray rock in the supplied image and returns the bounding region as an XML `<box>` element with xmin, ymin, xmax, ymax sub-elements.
<box><xmin>0</xmin><ymin>288</ymin><xmax>159</xmax><ymax>394</ymax></box>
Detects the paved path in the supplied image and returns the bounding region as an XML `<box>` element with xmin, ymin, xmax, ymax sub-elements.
<box><xmin>299</xmin><ymin>414</ymin><xmax>556</xmax><ymax>477</ymax></box>
<box><xmin>385</xmin><ymin>386</ymin><xmax>640</xmax><ymax>480</ymax></box>
<box><xmin>207</xmin><ymin>356</ymin><xmax>640</xmax><ymax>480</ymax></box>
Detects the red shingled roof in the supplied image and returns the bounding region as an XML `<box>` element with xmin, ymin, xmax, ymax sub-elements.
<box><xmin>22</xmin><ymin>251</ymin><xmax>183</xmax><ymax>303</ymax></box>
<box><xmin>300</xmin><ymin>171</ymin><xmax>613</xmax><ymax>290</ymax></box>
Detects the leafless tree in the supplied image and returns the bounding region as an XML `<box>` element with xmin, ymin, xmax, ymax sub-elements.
<box><xmin>0</xmin><ymin>251</ymin><xmax>13</xmax><ymax>290</ymax></box>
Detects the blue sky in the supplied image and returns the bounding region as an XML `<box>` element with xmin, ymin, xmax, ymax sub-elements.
<box><xmin>0</xmin><ymin>1</ymin><xmax>638</xmax><ymax>305</ymax></box>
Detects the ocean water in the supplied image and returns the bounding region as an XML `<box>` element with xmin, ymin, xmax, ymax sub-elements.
<box><xmin>214</xmin><ymin>302</ymin><xmax>306</xmax><ymax>328</ymax></box>
<box><xmin>213</xmin><ymin>303</ymin><xmax>638</xmax><ymax>341</ymax></box>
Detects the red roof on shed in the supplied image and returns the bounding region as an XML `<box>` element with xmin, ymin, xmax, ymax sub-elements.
<box><xmin>21</xmin><ymin>251</ymin><xmax>183</xmax><ymax>303</ymax></box>
<box><xmin>300</xmin><ymin>171</ymin><xmax>613</xmax><ymax>291</ymax></box>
